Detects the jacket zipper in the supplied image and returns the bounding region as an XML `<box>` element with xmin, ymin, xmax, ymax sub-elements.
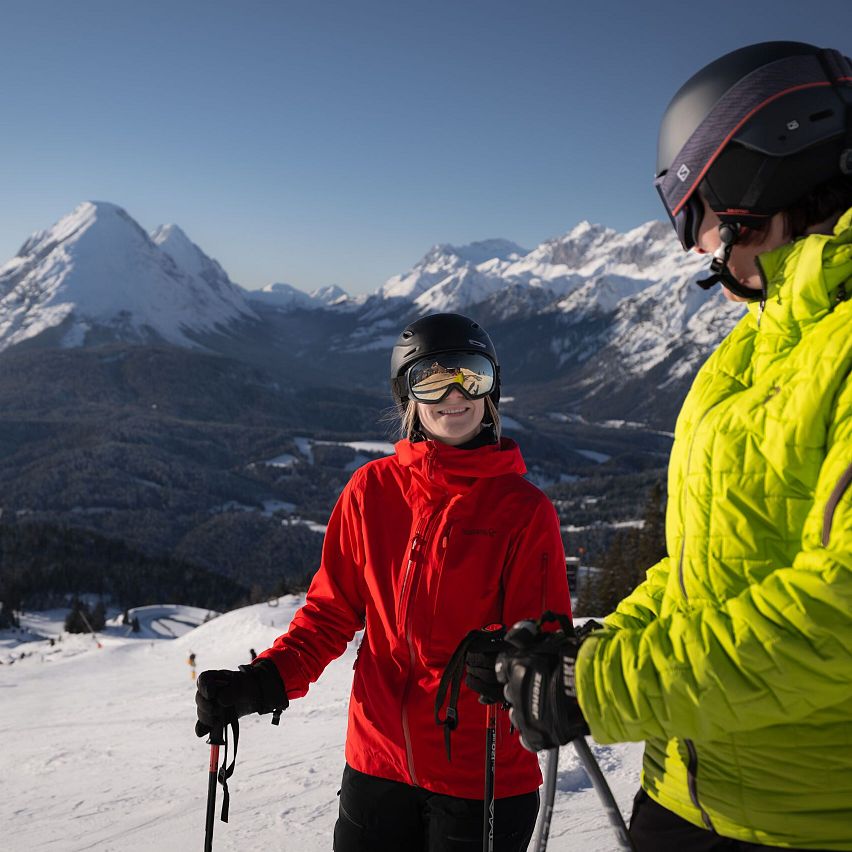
<box><xmin>397</xmin><ymin>520</ymin><xmax>425</xmax><ymax>626</ymax></box>
<box><xmin>540</xmin><ymin>551</ymin><xmax>549</xmax><ymax>613</ymax></box>
<box><xmin>822</xmin><ymin>461</ymin><xmax>852</xmax><ymax>546</ymax></box>
<box><xmin>755</xmin><ymin>256</ymin><xmax>768</xmax><ymax>328</ymax></box>
<box><xmin>399</xmin><ymin>507</ymin><xmax>443</xmax><ymax>786</ymax></box>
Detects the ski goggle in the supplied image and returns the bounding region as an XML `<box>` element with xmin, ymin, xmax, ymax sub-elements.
<box><xmin>405</xmin><ymin>352</ymin><xmax>496</xmax><ymax>403</ymax></box>
<box><xmin>655</xmin><ymin>176</ymin><xmax>703</xmax><ymax>252</ymax></box>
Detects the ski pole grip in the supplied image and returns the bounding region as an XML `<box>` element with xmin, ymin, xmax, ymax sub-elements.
<box><xmin>208</xmin><ymin>723</ymin><xmax>225</xmax><ymax>747</ymax></box>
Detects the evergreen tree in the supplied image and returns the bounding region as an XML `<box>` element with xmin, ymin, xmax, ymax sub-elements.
<box><xmin>65</xmin><ymin>598</ymin><xmax>92</xmax><ymax>634</ymax></box>
<box><xmin>91</xmin><ymin>600</ymin><xmax>107</xmax><ymax>631</ymax></box>
<box><xmin>575</xmin><ymin>482</ymin><xmax>667</xmax><ymax>617</ymax></box>
<box><xmin>0</xmin><ymin>600</ymin><xmax>19</xmax><ymax>629</ymax></box>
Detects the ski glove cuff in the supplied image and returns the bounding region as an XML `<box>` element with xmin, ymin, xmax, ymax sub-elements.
<box><xmin>195</xmin><ymin>659</ymin><xmax>288</xmax><ymax>738</ymax></box>
<box><xmin>495</xmin><ymin>618</ymin><xmax>589</xmax><ymax>752</ymax></box>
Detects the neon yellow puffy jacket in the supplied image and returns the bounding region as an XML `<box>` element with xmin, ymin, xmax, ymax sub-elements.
<box><xmin>576</xmin><ymin>209</ymin><xmax>852</xmax><ymax>850</ymax></box>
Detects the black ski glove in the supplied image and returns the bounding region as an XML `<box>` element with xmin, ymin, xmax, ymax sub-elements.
<box><xmin>464</xmin><ymin>629</ymin><xmax>511</xmax><ymax>705</ymax></box>
<box><xmin>495</xmin><ymin>614</ymin><xmax>590</xmax><ymax>752</ymax></box>
<box><xmin>195</xmin><ymin>658</ymin><xmax>288</xmax><ymax>738</ymax></box>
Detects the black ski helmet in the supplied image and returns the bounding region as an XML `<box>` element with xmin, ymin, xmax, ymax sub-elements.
<box><xmin>656</xmin><ymin>41</ymin><xmax>852</xmax><ymax>251</ymax></box>
<box><xmin>389</xmin><ymin>313</ymin><xmax>500</xmax><ymax>408</ymax></box>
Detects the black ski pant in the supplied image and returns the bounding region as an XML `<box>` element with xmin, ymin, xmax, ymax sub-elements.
<box><xmin>629</xmin><ymin>788</ymin><xmax>835</xmax><ymax>852</ymax></box>
<box><xmin>333</xmin><ymin>764</ymin><xmax>539</xmax><ymax>852</ymax></box>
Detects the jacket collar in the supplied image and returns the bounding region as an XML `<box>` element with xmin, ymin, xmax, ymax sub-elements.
<box><xmin>394</xmin><ymin>437</ymin><xmax>526</xmax><ymax>503</ymax></box>
<box><xmin>748</xmin><ymin>205</ymin><xmax>852</xmax><ymax>334</ymax></box>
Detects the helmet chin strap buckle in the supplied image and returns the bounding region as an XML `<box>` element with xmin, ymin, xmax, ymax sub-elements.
<box><xmin>695</xmin><ymin>222</ymin><xmax>761</xmax><ymax>301</ymax></box>
<box><xmin>696</xmin><ymin>222</ymin><xmax>739</xmax><ymax>290</ymax></box>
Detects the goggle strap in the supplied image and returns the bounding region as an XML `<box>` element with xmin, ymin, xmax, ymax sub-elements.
<box><xmin>391</xmin><ymin>375</ymin><xmax>410</xmax><ymax>401</ymax></box>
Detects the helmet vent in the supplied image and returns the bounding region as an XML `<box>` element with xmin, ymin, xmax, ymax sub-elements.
<box><xmin>809</xmin><ymin>109</ymin><xmax>834</xmax><ymax>123</ymax></box>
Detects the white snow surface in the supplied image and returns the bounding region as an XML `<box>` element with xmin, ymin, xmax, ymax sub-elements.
<box><xmin>1</xmin><ymin>599</ymin><xmax>643</xmax><ymax>851</ymax></box>
<box><xmin>0</xmin><ymin>202</ymin><xmax>255</xmax><ymax>351</ymax></box>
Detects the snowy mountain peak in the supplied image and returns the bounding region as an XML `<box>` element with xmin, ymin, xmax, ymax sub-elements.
<box><xmin>380</xmin><ymin>238</ymin><xmax>529</xmax><ymax>303</ymax></box>
<box><xmin>250</xmin><ymin>281</ymin><xmax>318</xmax><ymax>310</ymax></box>
<box><xmin>0</xmin><ymin>201</ymin><xmax>255</xmax><ymax>352</ymax></box>
<box><xmin>310</xmin><ymin>284</ymin><xmax>349</xmax><ymax>305</ymax></box>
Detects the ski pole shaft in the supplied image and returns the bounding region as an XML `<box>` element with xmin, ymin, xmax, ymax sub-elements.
<box><xmin>204</xmin><ymin>724</ymin><xmax>225</xmax><ymax>852</ymax></box>
<box><xmin>483</xmin><ymin>703</ymin><xmax>497</xmax><ymax>852</ymax></box>
<box><xmin>572</xmin><ymin>737</ymin><xmax>636</xmax><ymax>851</ymax></box>
<box><xmin>533</xmin><ymin>748</ymin><xmax>559</xmax><ymax>852</ymax></box>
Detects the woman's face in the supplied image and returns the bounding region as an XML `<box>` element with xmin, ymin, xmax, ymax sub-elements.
<box><xmin>416</xmin><ymin>387</ymin><xmax>485</xmax><ymax>446</ymax></box>
<box><xmin>694</xmin><ymin>200</ymin><xmax>789</xmax><ymax>302</ymax></box>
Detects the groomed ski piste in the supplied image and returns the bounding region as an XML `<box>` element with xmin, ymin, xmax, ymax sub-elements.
<box><xmin>1</xmin><ymin>598</ymin><xmax>643</xmax><ymax>851</ymax></box>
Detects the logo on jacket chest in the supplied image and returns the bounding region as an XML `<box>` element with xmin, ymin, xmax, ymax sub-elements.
<box><xmin>461</xmin><ymin>528</ymin><xmax>497</xmax><ymax>537</ymax></box>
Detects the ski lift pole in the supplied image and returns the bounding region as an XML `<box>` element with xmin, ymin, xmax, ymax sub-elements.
<box><xmin>533</xmin><ymin>748</ymin><xmax>559</xmax><ymax>852</ymax></box>
<box><xmin>204</xmin><ymin>723</ymin><xmax>225</xmax><ymax>852</ymax></box>
<box><xmin>78</xmin><ymin>608</ymin><xmax>102</xmax><ymax>649</ymax></box>
<box><xmin>572</xmin><ymin>737</ymin><xmax>636</xmax><ymax>851</ymax></box>
<box><xmin>483</xmin><ymin>702</ymin><xmax>497</xmax><ymax>852</ymax></box>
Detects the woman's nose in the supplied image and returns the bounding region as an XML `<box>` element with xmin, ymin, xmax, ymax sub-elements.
<box><xmin>444</xmin><ymin>387</ymin><xmax>465</xmax><ymax>401</ymax></box>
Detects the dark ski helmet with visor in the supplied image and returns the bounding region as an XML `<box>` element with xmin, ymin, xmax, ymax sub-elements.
<box><xmin>655</xmin><ymin>41</ymin><xmax>852</xmax><ymax>298</ymax></box>
<box><xmin>390</xmin><ymin>313</ymin><xmax>500</xmax><ymax>408</ymax></box>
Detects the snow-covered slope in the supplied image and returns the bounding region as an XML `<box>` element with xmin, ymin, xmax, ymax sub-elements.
<box><xmin>0</xmin><ymin>202</ymin><xmax>255</xmax><ymax>351</ymax></box>
<box><xmin>1</xmin><ymin>600</ymin><xmax>643</xmax><ymax>851</ymax></box>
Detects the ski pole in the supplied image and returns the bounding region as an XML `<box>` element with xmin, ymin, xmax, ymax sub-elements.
<box><xmin>533</xmin><ymin>748</ymin><xmax>559</xmax><ymax>852</ymax></box>
<box><xmin>483</xmin><ymin>702</ymin><xmax>497</xmax><ymax>852</ymax></box>
<box><xmin>572</xmin><ymin>737</ymin><xmax>636</xmax><ymax>852</ymax></box>
<box><xmin>204</xmin><ymin>723</ymin><xmax>225</xmax><ymax>852</ymax></box>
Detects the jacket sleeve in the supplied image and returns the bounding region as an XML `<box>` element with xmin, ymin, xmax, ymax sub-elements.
<box><xmin>602</xmin><ymin>556</ymin><xmax>672</xmax><ymax>631</ymax></box>
<box><xmin>576</xmin><ymin>384</ymin><xmax>852</xmax><ymax>744</ymax></box>
<box><xmin>501</xmin><ymin>495</ymin><xmax>572</xmax><ymax>626</ymax></box>
<box><xmin>255</xmin><ymin>473</ymin><xmax>368</xmax><ymax>700</ymax></box>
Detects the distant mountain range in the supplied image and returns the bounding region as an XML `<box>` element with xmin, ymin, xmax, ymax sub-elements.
<box><xmin>0</xmin><ymin>200</ymin><xmax>743</xmax><ymax>427</ymax></box>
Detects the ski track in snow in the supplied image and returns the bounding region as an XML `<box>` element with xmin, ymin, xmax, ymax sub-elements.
<box><xmin>1</xmin><ymin>599</ymin><xmax>643</xmax><ymax>851</ymax></box>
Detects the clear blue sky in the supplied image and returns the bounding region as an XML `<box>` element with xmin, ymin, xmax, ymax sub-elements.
<box><xmin>1</xmin><ymin>0</ymin><xmax>850</xmax><ymax>294</ymax></box>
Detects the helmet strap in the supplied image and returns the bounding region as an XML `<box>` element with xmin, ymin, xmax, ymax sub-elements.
<box><xmin>695</xmin><ymin>223</ymin><xmax>763</xmax><ymax>302</ymax></box>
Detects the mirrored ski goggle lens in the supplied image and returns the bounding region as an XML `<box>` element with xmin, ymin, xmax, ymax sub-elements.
<box><xmin>407</xmin><ymin>353</ymin><xmax>495</xmax><ymax>402</ymax></box>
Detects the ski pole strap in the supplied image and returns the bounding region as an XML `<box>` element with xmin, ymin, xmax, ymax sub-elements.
<box><xmin>536</xmin><ymin>610</ymin><xmax>575</xmax><ymax>636</ymax></box>
<box><xmin>217</xmin><ymin>718</ymin><xmax>240</xmax><ymax>823</ymax></box>
<box><xmin>435</xmin><ymin>625</ymin><xmax>505</xmax><ymax>762</ymax></box>
<box><xmin>435</xmin><ymin>631</ymin><xmax>470</xmax><ymax>761</ymax></box>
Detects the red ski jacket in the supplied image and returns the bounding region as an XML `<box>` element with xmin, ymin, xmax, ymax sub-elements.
<box><xmin>258</xmin><ymin>437</ymin><xmax>571</xmax><ymax>799</ymax></box>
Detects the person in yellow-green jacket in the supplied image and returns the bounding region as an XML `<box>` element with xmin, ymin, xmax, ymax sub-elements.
<box><xmin>489</xmin><ymin>42</ymin><xmax>852</xmax><ymax>851</ymax></box>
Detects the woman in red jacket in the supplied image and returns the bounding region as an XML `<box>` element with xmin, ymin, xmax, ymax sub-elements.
<box><xmin>196</xmin><ymin>312</ymin><xmax>572</xmax><ymax>851</ymax></box>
